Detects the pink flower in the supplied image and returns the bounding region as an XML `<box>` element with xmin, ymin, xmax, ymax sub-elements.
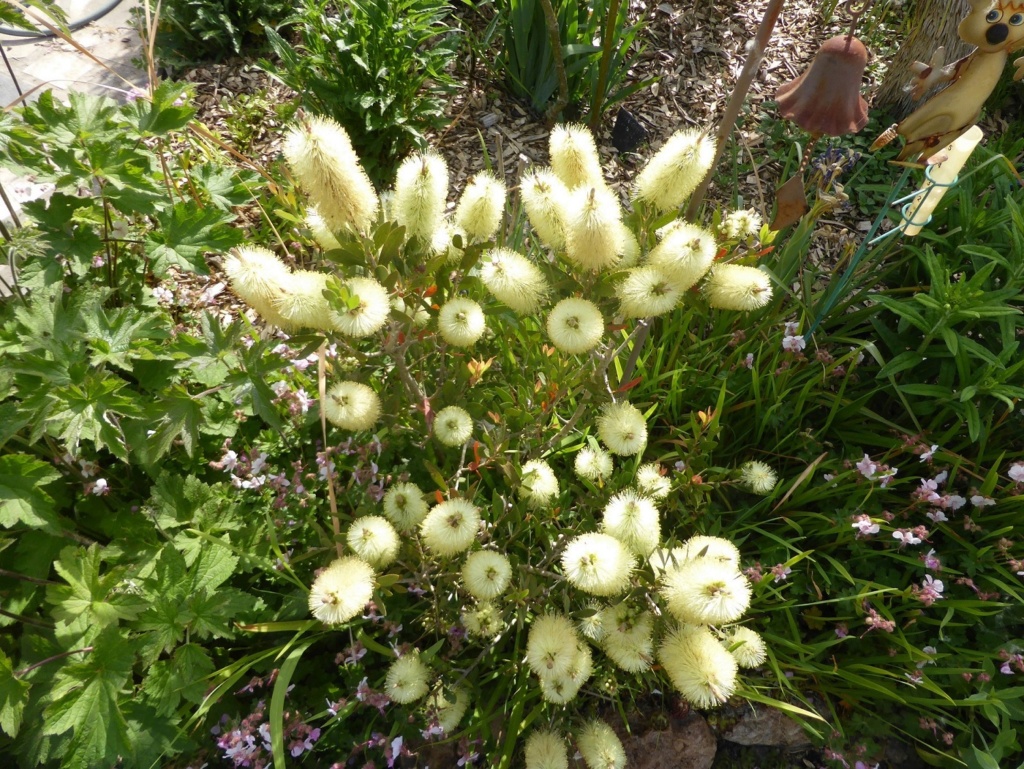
<box><xmin>970</xmin><ymin>494</ymin><xmax>995</xmax><ymax>508</ymax></box>
<box><xmin>919</xmin><ymin>444</ymin><xmax>938</xmax><ymax>462</ymax></box>
<box><xmin>1008</xmin><ymin>462</ymin><xmax>1024</xmax><ymax>483</ymax></box>
<box><xmin>893</xmin><ymin>529</ymin><xmax>922</xmax><ymax>547</ymax></box>
<box><xmin>926</xmin><ymin>509</ymin><xmax>948</xmax><ymax>523</ymax></box>
<box><xmin>912</xmin><ymin>575</ymin><xmax>944</xmax><ymax>606</ymax></box>
<box><xmin>770</xmin><ymin>563</ymin><xmax>792</xmax><ymax>583</ymax></box>
<box><xmin>856</xmin><ymin>454</ymin><xmax>878</xmax><ymax>479</ymax></box>
<box><xmin>851</xmin><ymin>514</ymin><xmax>879</xmax><ymax>538</ymax></box>
<box><xmin>921</xmin><ymin>549</ymin><xmax>941</xmax><ymax>571</ymax></box>
<box><xmin>782</xmin><ymin>334</ymin><xmax>806</xmax><ymax>353</ymax></box>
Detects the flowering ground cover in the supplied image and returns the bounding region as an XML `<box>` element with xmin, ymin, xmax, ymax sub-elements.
<box><xmin>1</xmin><ymin>2</ymin><xmax>1024</xmax><ymax>769</ymax></box>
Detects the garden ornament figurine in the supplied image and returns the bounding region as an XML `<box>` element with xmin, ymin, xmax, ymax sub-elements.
<box><xmin>872</xmin><ymin>0</ymin><xmax>1024</xmax><ymax>161</ymax></box>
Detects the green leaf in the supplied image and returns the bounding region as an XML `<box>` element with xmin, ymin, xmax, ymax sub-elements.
<box><xmin>270</xmin><ymin>639</ymin><xmax>314</xmax><ymax>768</ymax></box>
<box><xmin>0</xmin><ymin>649</ymin><xmax>30</xmax><ymax>738</ymax></box>
<box><xmin>0</xmin><ymin>454</ymin><xmax>62</xmax><ymax>533</ymax></box>
<box><xmin>43</xmin><ymin>626</ymin><xmax>134</xmax><ymax>769</ymax></box>
<box><xmin>46</xmin><ymin>545</ymin><xmax>147</xmax><ymax>642</ymax></box>
<box><xmin>142</xmin><ymin>643</ymin><xmax>214</xmax><ymax>717</ymax></box>
<box><xmin>145</xmin><ymin>202</ymin><xmax>243</xmax><ymax>275</ymax></box>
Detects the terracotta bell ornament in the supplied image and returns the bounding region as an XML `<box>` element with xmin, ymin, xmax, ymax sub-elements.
<box><xmin>771</xmin><ymin>34</ymin><xmax>870</xmax><ymax>229</ymax></box>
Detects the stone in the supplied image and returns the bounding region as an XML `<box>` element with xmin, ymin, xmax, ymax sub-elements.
<box><xmin>622</xmin><ymin>714</ymin><xmax>716</xmax><ymax>769</ymax></box>
<box><xmin>721</xmin><ymin>704</ymin><xmax>813</xmax><ymax>748</ymax></box>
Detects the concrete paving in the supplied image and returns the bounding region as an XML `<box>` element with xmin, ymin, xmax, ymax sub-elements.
<box><xmin>0</xmin><ymin>0</ymin><xmax>145</xmax><ymax>107</ymax></box>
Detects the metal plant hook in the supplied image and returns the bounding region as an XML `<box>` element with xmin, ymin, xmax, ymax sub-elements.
<box><xmin>843</xmin><ymin>0</ymin><xmax>876</xmax><ymax>39</ymax></box>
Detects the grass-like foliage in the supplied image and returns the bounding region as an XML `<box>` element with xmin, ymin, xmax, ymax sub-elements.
<box><xmin>0</xmin><ymin>76</ymin><xmax>1022</xmax><ymax>769</ymax></box>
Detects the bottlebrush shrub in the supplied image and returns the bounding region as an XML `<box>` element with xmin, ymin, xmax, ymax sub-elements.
<box><xmin>214</xmin><ymin>116</ymin><xmax>784</xmax><ymax>765</ymax></box>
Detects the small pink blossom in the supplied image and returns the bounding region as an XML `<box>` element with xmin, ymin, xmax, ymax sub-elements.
<box><xmin>893</xmin><ymin>528</ymin><xmax>922</xmax><ymax>547</ymax></box>
<box><xmin>926</xmin><ymin>509</ymin><xmax>948</xmax><ymax>523</ymax></box>
<box><xmin>919</xmin><ymin>444</ymin><xmax>938</xmax><ymax>462</ymax></box>
<box><xmin>782</xmin><ymin>334</ymin><xmax>806</xmax><ymax>353</ymax></box>
<box><xmin>1008</xmin><ymin>463</ymin><xmax>1024</xmax><ymax>483</ymax></box>
<box><xmin>856</xmin><ymin>454</ymin><xmax>878</xmax><ymax>479</ymax></box>
<box><xmin>970</xmin><ymin>494</ymin><xmax>995</xmax><ymax>508</ymax></box>
<box><xmin>770</xmin><ymin>563</ymin><xmax>792</xmax><ymax>583</ymax></box>
<box><xmin>851</xmin><ymin>514</ymin><xmax>879</xmax><ymax>538</ymax></box>
<box><xmin>921</xmin><ymin>549</ymin><xmax>941</xmax><ymax>571</ymax></box>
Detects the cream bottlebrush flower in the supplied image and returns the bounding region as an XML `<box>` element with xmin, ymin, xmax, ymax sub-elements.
<box><xmin>574</xmin><ymin>445</ymin><xmax>614</xmax><ymax>482</ymax></box>
<box><xmin>634</xmin><ymin>128</ymin><xmax>716</xmax><ymax>213</ymax></box>
<box><xmin>636</xmin><ymin>463</ymin><xmax>671</xmax><ymax>500</ymax></box>
<box><xmin>547</xmin><ymin>298</ymin><xmax>604</xmax><ymax>355</ymax></box>
<box><xmin>308</xmin><ymin>556</ymin><xmax>375</xmax><ymax>625</ymax></box>
<box><xmin>658</xmin><ymin>624</ymin><xmax>738</xmax><ymax>708</ymax></box>
<box><xmin>322</xmin><ymin>381</ymin><xmax>381</xmax><ymax>431</ymax></box>
<box><xmin>306</xmin><ymin>206</ymin><xmax>342</xmax><ymax>250</ymax></box>
<box><xmin>725</xmin><ymin>626</ymin><xmax>768</xmax><ymax>668</ymax></box>
<box><xmin>721</xmin><ymin>207</ymin><xmax>762</xmax><ymax>240</ymax></box>
<box><xmin>385</xmin><ymin>652</ymin><xmax>431</xmax><ymax>704</ymax></box>
<box><xmin>549</xmin><ymin>123</ymin><xmax>603</xmax><ymax>189</ymax></box>
<box><xmin>272</xmin><ymin>270</ymin><xmax>332</xmax><ymax>331</ymax></box>
<box><xmin>454</xmin><ymin>170</ymin><xmax>506</xmax><ymax>242</ymax></box>
<box><xmin>524</xmin><ymin>729</ymin><xmax>569</xmax><ymax>769</ymax></box>
<box><xmin>646</xmin><ymin>221</ymin><xmax>717</xmax><ymax>291</ymax></box>
<box><xmin>526</xmin><ymin>613</ymin><xmax>581</xmax><ymax>680</ymax></box>
<box><xmin>434</xmin><ymin>405</ymin><xmax>473</xmax><ymax>446</ymax></box>
<box><xmin>520</xmin><ymin>459</ymin><xmax>559</xmax><ymax>509</ymax></box>
<box><xmin>438</xmin><ymin>297</ymin><xmax>486</xmax><ymax>347</ymax></box>
<box><xmin>597</xmin><ymin>401</ymin><xmax>648</xmax><ymax>456</ymax></box>
<box><xmin>283</xmin><ymin>115</ymin><xmax>378</xmax><ymax>234</ymax></box>
<box><xmin>565</xmin><ymin>185</ymin><xmax>625</xmax><ymax>272</ymax></box>
<box><xmin>426</xmin><ymin>685</ymin><xmax>470</xmax><ymax>733</ymax></box>
<box><xmin>561</xmin><ymin>532</ymin><xmax>636</xmax><ymax>596</ymax></box>
<box><xmin>539</xmin><ymin>643</ymin><xmax>592</xmax><ymax>704</ymax></box>
<box><xmin>618</xmin><ymin>224</ymin><xmax>640</xmax><ymax>268</ymax></box>
<box><xmin>600</xmin><ymin>603</ymin><xmax>654</xmax><ymax>673</ymax></box>
<box><xmin>346</xmin><ymin>515</ymin><xmax>400</xmax><ymax>569</ymax></box>
<box><xmin>577</xmin><ymin>604</ymin><xmax>608</xmax><ymax>641</ymax></box>
<box><xmin>420</xmin><ymin>498</ymin><xmax>481</xmax><ymax>557</ymax></box>
<box><xmin>480</xmin><ymin>248</ymin><xmax>550</xmax><ymax>314</ymax></box>
<box><xmin>330</xmin><ymin>276</ymin><xmax>391</xmax><ymax>338</ymax></box>
<box><xmin>740</xmin><ymin>460</ymin><xmax>778</xmax><ymax>495</ymax></box>
<box><xmin>616</xmin><ymin>265</ymin><xmax>682</xmax><ymax>319</ymax></box>
<box><xmin>577</xmin><ymin>720</ymin><xmax>627</xmax><ymax>769</ymax></box>
<box><xmin>393</xmin><ymin>149</ymin><xmax>449</xmax><ymax>243</ymax></box>
<box><xmin>464</xmin><ymin>600</ymin><xmax>503</xmax><ymax>638</ymax></box>
<box><xmin>462</xmin><ymin>550</ymin><xmax>513</xmax><ymax>600</ymax></box>
<box><xmin>602</xmin><ymin>489</ymin><xmax>661</xmax><ymax>556</ymax></box>
<box><xmin>223</xmin><ymin>246</ymin><xmax>292</xmax><ymax>324</ymax></box>
<box><xmin>520</xmin><ymin>168</ymin><xmax>570</xmax><ymax>250</ymax></box>
<box><xmin>705</xmin><ymin>265</ymin><xmax>773</xmax><ymax>311</ymax></box>
<box><xmin>677</xmin><ymin>535</ymin><xmax>742</xmax><ymax>569</ymax></box>
<box><xmin>661</xmin><ymin>559</ymin><xmax>752</xmax><ymax>625</ymax></box>
<box><xmin>382</xmin><ymin>482</ymin><xmax>429</xmax><ymax>532</ymax></box>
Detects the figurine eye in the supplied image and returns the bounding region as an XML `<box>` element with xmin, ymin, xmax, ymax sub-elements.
<box><xmin>1011</xmin><ymin>13</ymin><xmax>1024</xmax><ymax>25</ymax></box>
<box><xmin>987</xmin><ymin>9</ymin><xmax>1002</xmax><ymax>22</ymax></box>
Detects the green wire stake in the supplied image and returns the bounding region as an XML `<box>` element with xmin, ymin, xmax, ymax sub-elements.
<box><xmin>805</xmin><ymin>166</ymin><xmax>913</xmax><ymax>339</ymax></box>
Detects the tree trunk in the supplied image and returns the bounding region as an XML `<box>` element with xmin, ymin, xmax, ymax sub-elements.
<box><xmin>874</xmin><ymin>0</ymin><xmax>972</xmax><ymax>118</ymax></box>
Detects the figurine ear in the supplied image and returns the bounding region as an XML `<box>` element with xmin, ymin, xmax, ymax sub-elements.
<box><xmin>969</xmin><ymin>0</ymin><xmax>994</xmax><ymax>11</ymax></box>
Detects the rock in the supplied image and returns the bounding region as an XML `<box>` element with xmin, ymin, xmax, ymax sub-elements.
<box><xmin>721</xmin><ymin>705</ymin><xmax>812</xmax><ymax>748</ymax></box>
<box><xmin>622</xmin><ymin>714</ymin><xmax>716</xmax><ymax>769</ymax></box>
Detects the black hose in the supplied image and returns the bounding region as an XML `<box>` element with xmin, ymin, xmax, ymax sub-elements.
<box><xmin>0</xmin><ymin>0</ymin><xmax>125</xmax><ymax>39</ymax></box>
